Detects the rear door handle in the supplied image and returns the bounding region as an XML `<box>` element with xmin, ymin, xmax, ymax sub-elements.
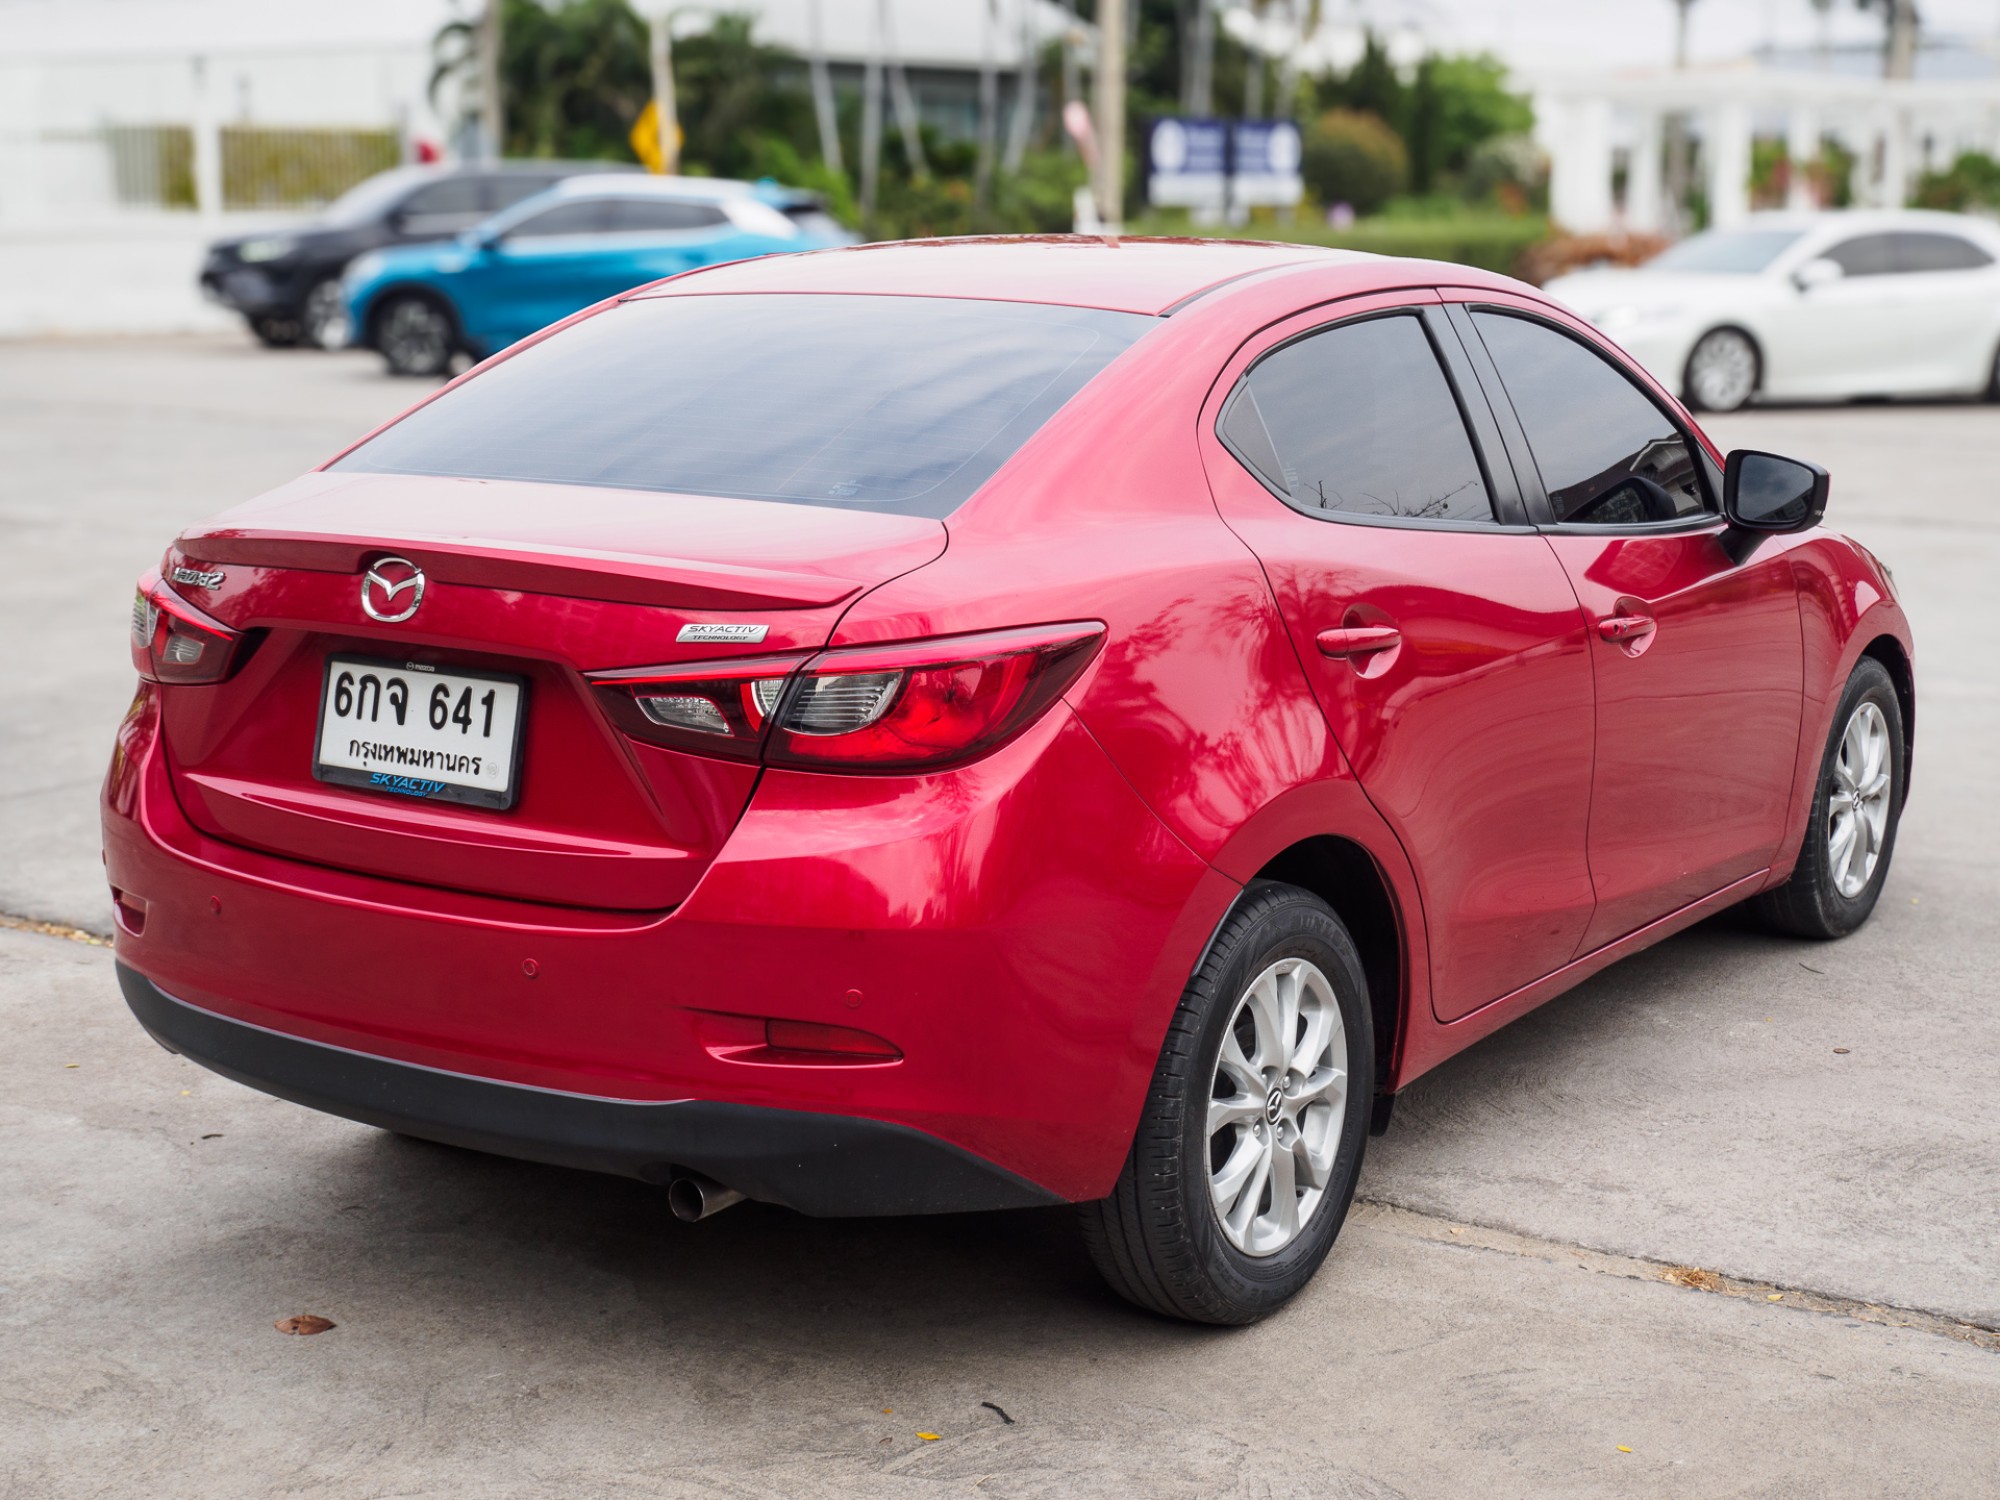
<box><xmin>1596</xmin><ymin>613</ymin><xmax>1657</xmax><ymax>643</ymax></box>
<box><xmin>1316</xmin><ymin>625</ymin><xmax>1401</xmax><ymax>659</ymax></box>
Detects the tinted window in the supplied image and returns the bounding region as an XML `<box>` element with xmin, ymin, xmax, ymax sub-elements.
<box><xmin>505</xmin><ymin>200</ymin><xmax>609</xmax><ymax>238</ymax></box>
<box><xmin>1824</xmin><ymin>234</ymin><xmax>1900</xmax><ymax>277</ymax></box>
<box><xmin>1220</xmin><ymin>314</ymin><xmax>1493</xmax><ymax>525</ymax></box>
<box><xmin>397</xmin><ymin>178</ymin><xmax>486</xmax><ymax>218</ymax></box>
<box><xmin>1473</xmin><ymin>312</ymin><xmax>1707</xmax><ymax>526</ymax></box>
<box><xmin>333</xmin><ymin>294</ymin><xmax>1150</xmax><ymax>517</ymax></box>
<box><xmin>606</xmin><ymin>197</ymin><xmax>730</xmax><ymax>232</ymax></box>
<box><xmin>1647</xmin><ymin>229</ymin><xmax>1802</xmax><ymax>273</ymax></box>
<box><xmin>491</xmin><ymin>173</ymin><xmax>566</xmax><ymax>209</ymax></box>
<box><xmin>1893</xmin><ymin>231</ymin><xmax>1993</xmax><ymax>272</ymax></box>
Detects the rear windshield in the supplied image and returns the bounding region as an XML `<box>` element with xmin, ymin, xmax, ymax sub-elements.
<box><xmin>333</xmin><ymin>293</ymin><xmax>1153</xmax><ymax>517</ymax></box>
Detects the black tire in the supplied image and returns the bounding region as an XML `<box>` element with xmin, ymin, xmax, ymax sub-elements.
<box><xmin>373</xmin><ymin>292</ymin><xmax>458</xmax><ymax>377</ymax></box>
<box><xmin>1748</xmin><ymin>657</ymin><xmax>1905</xmax><ymax>939</ymax></box>
<box><xmin>1080</xmin><ymin>882</ymin><xmax>1375</xmax><ymax>1325</ymax></box>
<box><xmin>1985</xmin><ymin>343</ymin><xmax>2000</xmax><ymax>402</ymax></box>
<box><xmin>1683</xmin><ymin>326</ymin><xmax>1760</xmax><ymax>413</ymax></box>
<box><xmin>248</xmin><ymin>313</ymin><xmax>302</xmax><ymax>348</ymax></box>
<box><xmin>299</xmin><ymin>277</ymin><xmax>350</xmax><ymax>351</ymax></box>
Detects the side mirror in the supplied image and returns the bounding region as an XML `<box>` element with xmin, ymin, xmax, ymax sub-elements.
<box><xmin>1792</xmin><ymin>257</ymin><xmax>1843</xmax><ymax>292</ymax></box>
<box><xmin>1724</xmin><ymin>449</ymin><xmax>1828</xmax><ymax>533</ymax></box>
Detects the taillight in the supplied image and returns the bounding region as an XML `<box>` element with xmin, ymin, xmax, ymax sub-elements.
<box><xmin>130</xmin><ymin>574</ymin><xmax>245</xmax><ymax>685</ymax></box>
<box><xmin>766</xmin><ymin>623</ymin><xmax>1104</xmax><ymax>771</ymax></box>
<box><xmin>587</xmin><ymin>651</ymin><xmax>813</xmax><ymax>763</ymax></box>
<box><xmin>588</xmin><ymin>622</ymin><xmax>1104</xmax><ymax>773</ymax></box>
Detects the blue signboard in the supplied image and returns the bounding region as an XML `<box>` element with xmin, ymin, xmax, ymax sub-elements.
<box><xmin>1147</xmin><ymin>117</ymin><xmax>1302</xmax><ymax>217</ymax></box>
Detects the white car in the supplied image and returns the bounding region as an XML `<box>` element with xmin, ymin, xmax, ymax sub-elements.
<box><xmin>1542</xmin><ymin>210</ymin><xmax>2000</xmax><ymax>411</ymax></box>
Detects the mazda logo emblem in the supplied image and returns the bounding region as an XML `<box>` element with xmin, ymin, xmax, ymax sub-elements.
<box><xmin>360</xmin><ymin>556</ymin><xmax>425</xmax><ymax>623</ymax></box>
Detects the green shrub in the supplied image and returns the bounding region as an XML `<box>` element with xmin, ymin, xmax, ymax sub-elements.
<box><xmin>1914</xmin><ymin>151</ymin><xmax>2000</xmax><ymax>211</ymax></box>
<box><xmin>1126</xmin><ymin>209</ymin><xmax>1551</xmax><ymax>277</ymax></box>
<box><xmin>1301</xmin><ymin>109</ymin><xmax>1409</xmax><ymax>216</ymax></box>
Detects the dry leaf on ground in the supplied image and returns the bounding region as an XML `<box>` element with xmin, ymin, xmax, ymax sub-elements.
<box><xmin>274</xmin><ymin>1314</ymin><xmax>336</xmax><ymax>1336</ymax></box>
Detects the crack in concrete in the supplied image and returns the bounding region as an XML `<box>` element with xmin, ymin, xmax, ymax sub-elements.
<box><xmin>0</xmin><ymin>911</ymin><xmax>110</xmax><ymax>946</ymax></box>
<box><xmin>1351</xmin><ymin>1199</ymin><xmax>2000</xmax><ymax>1353</ymax></box>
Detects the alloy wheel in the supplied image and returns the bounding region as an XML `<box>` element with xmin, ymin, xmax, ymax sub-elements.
<box><xmin>302</xmin><ymin>279</ymin><xmax>350</xmax><ymax>351</ymax></box>
<box><xmin>1687</xmin><ymin>329</ymin><xmax>1757</xmax><ymax>412</ymax></box>
<box><xmin>1828</xmin><ymin>699</ymin><xmax>1893</xmax><ymax>899</ymax></box>
<box><xmin>1207</xmin><ymin>957</ymin><xmax>1348</xmax><ymax>1257</ymax></box>
<box><xmin>379</xmin><ymin>297</ymin><xmax>452</xmax><ymax>376</ymax></box>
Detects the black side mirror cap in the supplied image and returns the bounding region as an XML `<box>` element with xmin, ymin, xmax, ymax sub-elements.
<box><xmin>1724</xmin><ymin>449</ymin><xmax>1828</xmax><ymax>534</ymax></box>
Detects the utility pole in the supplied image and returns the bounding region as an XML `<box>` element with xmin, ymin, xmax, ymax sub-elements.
<box><xmin>1003</xmin><ymin>0</ymin><xmax>1038</xmax><ymax>174</ymax></box>
<box><xmin>807</xmin><ymin>0</ymin><xmax>844</xmax><ymax>175</ymax></box>
<box><xmin>1184</xmin><ymin>0</ymin><xmax>1215</xmax><ymax>117</ymax></box>
<box><xmin>1883</xmin><ymin>0</ymin><xmax>1919</xmax><ymax>79</ymax></box>
<box><xmin>860</xmin><ymin>0</ymin><xmax>886</xmax><ymax>227</ymax></box>
<box><xmin>648</xmin><ymin>11</ymin><xmax>680</xmax><ymax>175</ymax></box>
<box><xmin>1662</xmin><ymin>0</ymin><xmax>1698</xmax><ymax>234</ymax></box>
<box><xmin>1093</xmin><ymin>0</ymin><xmax>1126</xmax><ymax>230</ymax></box>
<box><xmin>476</xmin><ymin>0</ymin><xmax>504</xmax><ymax>160</ymax></box>
<box><xmin>976</xmin><ymin>0</ymin><xmax>999</xmax><ymax>215</ymax></box>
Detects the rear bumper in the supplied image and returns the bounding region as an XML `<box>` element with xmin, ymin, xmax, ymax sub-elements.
<box><xmin>103</xmin><ymin>682</ymin><xmax>1234</xmax><ymax>1209</ymax></box>
<box><xmin>121</xmin><ymin>964</ymin><xmax>1056</xmax><ymax>1215</ymax></box>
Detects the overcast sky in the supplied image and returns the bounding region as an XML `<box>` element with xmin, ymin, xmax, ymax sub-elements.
<box><xmin>1417</xmin><ymin>0</ymin><xmax>2000</xmax><ymax>71</ymax></box>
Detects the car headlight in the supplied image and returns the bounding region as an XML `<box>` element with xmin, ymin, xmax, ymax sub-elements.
<box><xmin>1596</xmin><ymin>303</ymin><xmax>1686</xmax><ymax>332</ymax></box>
<box><xmin>236</xmin><ymin>237</ymin><xmax>297</xmax><ymax>264</ymax></box>
<box><xmin>344</xmin><ymin>253</ymin><xmax>388</xmax><ymax>287</ymax></box>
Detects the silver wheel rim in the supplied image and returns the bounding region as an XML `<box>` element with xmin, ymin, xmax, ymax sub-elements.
<box><xmin>1689</xmin><ymin>331</ymin><xmax>1756</xmax><ymax>410</ymax></box>
<box><xmin>303</xmin><ymin>280</ymin><xmax>349</xmax><ymax>350</ymax></box>
<box><xmin>1828</xmin><ymin>700</ymin><xmax>1892</xmax><ymax>899</ymax></box>
<box><xmin>382</xmin><ymin>300</ymin><xmax>449</xmax><ymax>372</ymax></box>
<box><xmin>1207</xmin><ymin>957</ymin><xmax>1348</xmax><ymax>1258</ymax></box>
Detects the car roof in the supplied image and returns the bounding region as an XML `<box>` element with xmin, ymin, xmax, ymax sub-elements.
<box><xmin>1732</xmin><ymin>208</ymin><xmax>1999</xmax><ymax>236</ymax></box>
<box><xmin>630</xmin><ymin>235</ymin><xmax>1375</xmax><ymax>316</ymax></box>
<box><xmin>546</xmin><ymin>173</ymin><xmax>770</xmax><ymax>203</ymax></box>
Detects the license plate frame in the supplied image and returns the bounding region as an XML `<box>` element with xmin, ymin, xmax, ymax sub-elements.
<box><xmin>312</xmin><ymin>655</ymin><xmax>528</xmax><ymax>811</ymax></box>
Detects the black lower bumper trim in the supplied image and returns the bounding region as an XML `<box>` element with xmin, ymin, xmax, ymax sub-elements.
<box><xmin>119</xmin><ymin>965</ymin><xmax>1060</xmax><ymax>1217</ymax></box>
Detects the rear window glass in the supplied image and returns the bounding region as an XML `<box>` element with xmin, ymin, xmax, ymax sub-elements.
<box><xmin>334</xmin><ymin>294</ymin><xmax>1151</xmax><ymax>517</ymax></box>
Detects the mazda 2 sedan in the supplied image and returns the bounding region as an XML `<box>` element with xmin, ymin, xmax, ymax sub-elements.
<box><xmin>108</xmin><ymin>238</ymin><xmax>1913</xmax><ymax>1324</ymax></box>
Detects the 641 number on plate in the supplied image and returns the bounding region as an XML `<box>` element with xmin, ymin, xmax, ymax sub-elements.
<box><xmin>313</xmin><ymin>655</ymin><xmax>526</xmax><ymax>810</ymax></box>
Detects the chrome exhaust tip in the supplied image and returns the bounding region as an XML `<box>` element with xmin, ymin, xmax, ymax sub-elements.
<box><xmin>667</xmin><ymin>1171</ymin><xmax>747</xmax><ymax>1223</ymax></box>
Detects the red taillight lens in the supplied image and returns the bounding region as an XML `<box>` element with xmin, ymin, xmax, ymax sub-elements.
<box><xmin>587</xmin><ymin>652</ymin><xmax>812</xmax><ymax>761</ymax></box>
<box><xmin>587</xmin><ymin>622</ymin><xmax>1104</xmax><ymax>773</ymax></box>
<box><xmin>766</xmin><ymin>623</ymin><xmax>1105</xmax><ymax>771</ymax></box>
<box><xmin>129</xmin><ymin>574</ymin><xmax>245</xmax><ymax>685</ymax></box>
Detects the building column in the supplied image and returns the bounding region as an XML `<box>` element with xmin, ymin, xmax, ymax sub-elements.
<box><xmin>1785</xmin><ymin>103</ymin><xmax>1819</xmax><ymax>210</ymax></box>
<box><xmin>1625</xmin><ymin>108</ymin><xmax>1664</xmax><ymax>232</ymax></box>
<box><xmin>190</xmin><ymin>54</ymin><xmax>224</xmax><ymax>220</ymax></box>
<box><xmin>1878</xmin><ymin>105</ymin><xmax>1912</xmax><ymax>207</ymax></box>
<box><xmin>1547</xmin><ymin>94</ymin><xmax>1615</xmax><ymax>233</ymax></box>
<box><xmin>1705</xmin><ymin>99</ymin><xmax>1752</xmax><ymax>229</ymax></box>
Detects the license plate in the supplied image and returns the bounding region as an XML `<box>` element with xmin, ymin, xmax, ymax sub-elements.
<box><xmin>313</xmin><ymin>656</ymin><xmax>526</xmax><ymax>809</ymax></box>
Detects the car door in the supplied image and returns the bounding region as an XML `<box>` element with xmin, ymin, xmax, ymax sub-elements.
<box><xmin>463</xmin><ymin>197</ymin><xmax>614</xmax><ymax>348</ymax></box>
<box><xmin>1201</xmin><ymin>293</ymin><xmax>1600</xmax><ymax>1022</ymax></box>
<box><xmin>1876</xmin><ymin>230</ymin><xmax>2000</xmax><ymax>392</ymax></box>
<box><xmin>1764</xmin><ymin>232</ymin><xmax>1910</xmax><ymax>395</ymax></box>
<box><xmin>387</xmin><ymin>176</ymin><xmax>492</xmax><ymax>243</ymax></box>
<box><xmin>1456</xmin><ymin>298</ymin><xmax>1803</xmax><ymax>954</ymax></box>
<box><xmin>596</xmin><ymin>196</ymin><xmax>738</xmax><ymax>292</ymax></box>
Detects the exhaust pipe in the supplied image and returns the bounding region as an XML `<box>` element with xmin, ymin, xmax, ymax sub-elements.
<box><xmin>667</xmin><ymin>1171</ymin><xmax>746</xmax><ymax>1223</ymax></box>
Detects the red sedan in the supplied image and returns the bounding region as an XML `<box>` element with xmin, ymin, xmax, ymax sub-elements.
<box><xmin>106</xmin><ymin>238</ymin><xmax>1913</xmax><ymax>1324</ymax></box>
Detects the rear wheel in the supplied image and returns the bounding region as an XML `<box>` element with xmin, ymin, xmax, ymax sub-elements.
<box><xmin>374</xmin><ymin>293</ymin><xmax>457</xmax><ymax>377</ymax></box>
<box><xmin>1081</xmin><ymin>882</ymin><xmax>1374</xmax><ymax>1324</ymax></box>
<box><xmin>300</xmin><ymin>277</ymin><xmax>349</xmax><ymax>351</ymax></box>
<box><xmin>1684</xmin><ymin>327</ymin><xmax>1760</xmax><ymax>412</ymax></box>
<box><xmin>1749</xmin><ymin>657</ymin><xmax>1905</xmax><ymax>939</ymax></box>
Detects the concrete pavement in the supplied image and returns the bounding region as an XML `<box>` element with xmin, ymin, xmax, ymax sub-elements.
<box><xmin>2</xmin><ymin>337</ymin><xmax>1996</xmax><ymax>1497</ymax></box>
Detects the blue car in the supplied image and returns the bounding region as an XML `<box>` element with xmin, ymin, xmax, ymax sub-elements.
<box><xmin>344</xmin><ymin>175</ymin><xmax>855</xmax><ymax>375</ymax></box>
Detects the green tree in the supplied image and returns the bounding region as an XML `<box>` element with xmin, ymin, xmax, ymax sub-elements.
<box><xmin>1300</xmin><ymin>108</ymin><xmax>1408</xmax><ymax>214</ymax></box>
<box><xmin>435</xmin><ymin>0</ymin><xmax>651</xmax><ymax>161</ymax></box>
